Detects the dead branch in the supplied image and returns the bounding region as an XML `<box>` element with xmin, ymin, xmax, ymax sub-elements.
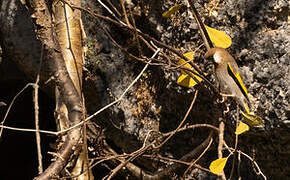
<box><xmin>34</xmin><ymin>44</ymin><xmax>44</xmax><ymax>174</ymax></box>
<box><xmin>151</xmin><ymin>131</ymin><xmax>215</xmax><ymax>179</ymax></box>
<box><xmin>25</xmin><ymin>1</ymin><xmax>83</xmax><ymax>179</ymax></box>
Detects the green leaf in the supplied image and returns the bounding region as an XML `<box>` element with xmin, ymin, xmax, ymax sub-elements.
<box><xmin>241</xmin><ymin>112</ymin><xmax>264</xmax><ymax>127</ymax></box>
<box><xmin>235</xmin><ymin>122</ymin><xmax>250</xmax><ymax>135</ymax></box>
<box><xmin>209</xmin><ymin>158</ymin><xmax>228</xmax><ymax>175</ymax></box>
<box><xmin>205</xmin><ymin>25</ymin><xmax>232</xmax><ymax>48</ymax></box>
<box><xmin>162</xmin><ymin>4</ymin><xmax>184</xmax><ymax>18</ymax></box>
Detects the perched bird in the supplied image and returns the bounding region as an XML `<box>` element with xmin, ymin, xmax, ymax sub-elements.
<box><xmin>205</xmin><ymin>47</ymin><xmax>250</xmax><ymax>114</ymax></box>
<box><xmin>189</xmin><ymin>3</ymin><xmax>263</xmax><ymax>126</ymax></box>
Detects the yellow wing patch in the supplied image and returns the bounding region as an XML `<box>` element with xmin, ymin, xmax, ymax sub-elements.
<box><xmin>227</xmin><ymin>63</ymin><xmax>248</xmax><ymax>97</ymax></box>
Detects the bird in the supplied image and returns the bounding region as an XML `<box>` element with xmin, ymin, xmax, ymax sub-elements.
<box><xmin>189</xmin><ymin>3</ymin><xmax>263</xmax><ymax>126</ymax></box>
<box><xmin>204</xmin><ymin>47</ymin><xmax>251</xmax><ymax>114</ymax></box>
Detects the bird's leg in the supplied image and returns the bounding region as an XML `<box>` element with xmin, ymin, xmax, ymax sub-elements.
<box><xmin>217</xmin><ymin>96</ymin><xmax>226</xmax><ymax>103</ymax></box>
<box><xmin>223</xmin><ymin>104</ymin><xmax>230</xmax><ymax>114</ymax></box>
<box><xmin>217</xmin><ymin>93</ymin><xmax>234</xmax><ymax>103</ymax></box>
<box><xmin>220</xmin><ymin>93</ymin><xmax>235</xmax><ymax>97</ymax></box>
<box><xmin>216</xmin><ymin>94</ymin><xmax>231</xmax><ymax>114</ymax></box>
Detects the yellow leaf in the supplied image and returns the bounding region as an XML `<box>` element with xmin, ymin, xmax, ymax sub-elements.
<box><xmin>177</xmin><ymin>74</ymin><xmax>199</xmax><ymax>88</ymax></box>
<box><xmin>205</xmin><ymin>25</ymin><xmax>232</xmax><ymax>48</ymax></box>
<box><xmin>162</xmin><ymin>4</ymin><xmax>184</xmax><ymax>18</ymax></box>
<box><xmin>177</xmin><ymin>52</ymin><xmax>203</xmax><ymax>88</ymax></box>
<box><xmin>235</xmin><ymin>122</ymin><xmax>250</xmax><ymax>135</ymax></box>
<box><xmin>209</xmin><ymin>158</ymin><xmax>228</xmax><ymax>175</ymax></box>
<box><xmin>241</xmin><ymin>112</ymin><xmax>264</xmax><ymax>127</ymax></box>
<box><xmin>178</xmin><ymin>52</ymin><xmax>195</xmax><ymax>74</ymax></box>
<box><xmin>183</xmin><ymin>51</ymin><xmax>195</xmax><ymax>61</ymax></box>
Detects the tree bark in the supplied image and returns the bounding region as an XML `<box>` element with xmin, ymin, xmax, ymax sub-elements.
<box><xmin>25</xmin><ymin>0</ymin><xmax>83</xmax><ymax>179</ymax></box>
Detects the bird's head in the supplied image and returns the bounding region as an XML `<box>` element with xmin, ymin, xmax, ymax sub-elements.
<box><xmin>204</xmin><ymin>48</ymin><xmax>228</xmax><ymax>65</ymax></box>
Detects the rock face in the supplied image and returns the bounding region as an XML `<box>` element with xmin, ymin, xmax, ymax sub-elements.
<box><xmin>158</xmin><ymin>0</ymin><xmax>289</xmax><ymax>178</ymax></box>
<box><xmin>0</xmin><ymin>0</ymin><xmax>289</xmax><ymax>179</ymax></box>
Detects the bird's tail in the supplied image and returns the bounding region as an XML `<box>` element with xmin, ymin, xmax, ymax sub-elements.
<box><xmin>240</xmin><ymin>99</ymin><xmax>264</xmax><ymax>126</ymax></box>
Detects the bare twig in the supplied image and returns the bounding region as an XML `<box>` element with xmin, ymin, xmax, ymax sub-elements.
<box><xmin>163</xmin><ymin>124</ymin><xmax>219</xmax><ymax>136</ymax></box>
<box><xmin>105</xmin><ymin>131</ymin><xmax>215</xmax><ymax>179</ymax></box>
<box><xmin>106</xmin><ymin>141</ymin><xmax>155</xmax><ymax>180</ymax></box>
<box><xmin>238</xmin><ymin>151</ymin><xmax>241</xmax><ymax>180</ymax></box>
<box><xmin>120</xmin><ymin>0</ymin><xmax>131</xmax><ymax>27</ymax></box>
<box><xmin>0</xmin><ymin>124</ymin><xmax>58</xmax><ymax>135</ymax></box>
<box><xmin>97</xmin><ymin>0</ymin><xmax>125</xmax><ymax>25</ymax></box>
<box><xmin>61</xmin><ymin>0</ymin><xmax>218</xmax><ymax>93</ymax></box>
<box><xmin>129</xmin><ymin>9</ymin><xmax>142</xmax><ymax>57</ymax></box>
<box><xmin>224</xmin><ymin>143</ymin><xmax>267</xmax><ymax>180</ymax></box>
<box><xmin>34</xmin><ymin>44</ymin><xmax>44</xmax><ymax>174</ymax></box>
<box><xmin>237</xmin><ymin>149</ymin><xmax>267</xmax><ymax>180</ymax></box>
<box><xmin>0</xmin><ymin>83</ymin><xmax>34</xmax><ymax>137</ymax></box>
<box><xmin>105</xmin><ymin>0</ymin><xmax>122</xmax><ymax>17</ymax></box>
<box><xmin>229</xmin><ymin>105</ymin><xmax>240</xmax><ymax>180</ymax></box>
<box><xmin>183</xmin><ymin>133</ymin><xmax>213</xmax><ymax>177</ymax></box>
<box><xmin>154</xmin><ymin>90</ymin><xmax>199</xmax><ymax>149</ymax></box>
<box><xmin>0</xmin><ymin>48</ymin><xmax>161</xmax><ymax>137</ymax></box>
<box><xmin>151</xmin><ymin>131</ymin><xmax>214</xmax><ymax>179</ymax></box>
<box><xmin>148</xmin><ymin>155</ymin><xmax>211</xmax><ymax>173</ymax></box>
<box><xmin>218</xmin><ymin>122</ymin><xmax>224</xmax><ymax>158</ymax></box>
<box><xmin>188</xmin><ymin>0</ymin><xmax>214</xmax><ymax>51</ymax></box>
<box><xmin>218</xmin><ymin>117</ymin><xmax>226</xmax><ymax>180</ymax></box>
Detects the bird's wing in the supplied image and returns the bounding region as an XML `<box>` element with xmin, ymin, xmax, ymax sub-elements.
<box><xmin>227</xmin><ymin>62</ymin><xmax>249</xmax><ymax>101</ymax></box>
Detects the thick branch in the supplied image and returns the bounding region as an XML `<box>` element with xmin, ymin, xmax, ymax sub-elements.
<box><xmin>26</xmin><ymin>1</ymin><xmax>83</xmax><ymax>179</ymax></box>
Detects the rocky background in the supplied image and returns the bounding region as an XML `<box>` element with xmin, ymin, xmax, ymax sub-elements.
<box><xmin>0</xmin><ymin>0</ymin><xmax>289</xmax><ymax>179</ymax></box>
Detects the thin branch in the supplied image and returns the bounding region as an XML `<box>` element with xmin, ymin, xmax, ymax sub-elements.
<box><xmin>236</xmin><ymin>149</ymin><xmax>267</xmax><ymax>180</ymax></box>
<box><xmin>61</xmin><ymin>0</ymin><xmax>218</xmax><ymax>94</ymax></box>
<box><xmin>97</xmin><ymin>0</ymin><xmax>125</xmax><ymax>25</ymax></box>
<box><xmin>188</xmin><ymin>0</ymin><xmax>214</xmax><ymax>51</ymax></box>
<box><xmin>155</xmin><ymin>90</ymin><xmax>199</xmax><ymax>149</ymax></box>
<box><xmin>217</xmin><ymin>116</ymin><xmax>226</xmax><ymax>180</ymax></box>
<box><xmin>148</xmin><ymin>155</ymin><xmax>211</xmax><ymax>173</ymax></box>
<box><xmin>0</xmin><ymin>48</ymin><xmax>161</xmax><ymax>137</ymax></box>
<box><xmin>0</xmin><ymin>83</ymin><xmax>34</xmax><ymax>137</ymax></box>
<box><xmin>57</xmin><ymin>48</ymin><xmax>160</xmax><ymax>135</ymax></box>
<box><xmin>106</xmin><ymin>141</ymin><xmax>155</xmax><ymax>180</ymax></box>
<box><xmin>183</xmin><ymin>135</ymin><xmax>213</xmax><ymax>176</ymax></box>
<box><xmin>224</xmin><ymin>143</ymin><xmax>267</xmax><ymax>180</ymax></box>
<box><xmin>104</xmin><ymin>131</ymin><xmax>215</xmax><ymax>179</ymax></box>
<box><xmin>120</xmin><ymin>0</ymin><xmax>131</xmax><ymax>27</ymax></box>
<box><xmin>229</xmin><ymin>105</ymin><xmax>240</xmax><ymax>180</ymax></box>
<box><xmin>162</xmin><ymin>124</ymin><xmax>219</xmax><ymax>136</ymax></box>
<box><xmin>105</xmin><ymin>0</ymin><xmax>122</xmax><ymax>17</ymax></box>
<box><xmin>129</xmin><ymin>9</ymin><xmax>142</xmax><ymax>57</ymax></box>
<box><xmin>151</xmin><ymin>131</ymin><xmax>214</xmax><ymax>179</ymax></box>
<box><xmin>34</xmin><ymin>44</ymin><xmax>44</xmax><ymax>174</ymax></box>
<box><xmin>0</xmin><ymin>125</ymin><xmax>58</xmax><ymax>135</ymax></box>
